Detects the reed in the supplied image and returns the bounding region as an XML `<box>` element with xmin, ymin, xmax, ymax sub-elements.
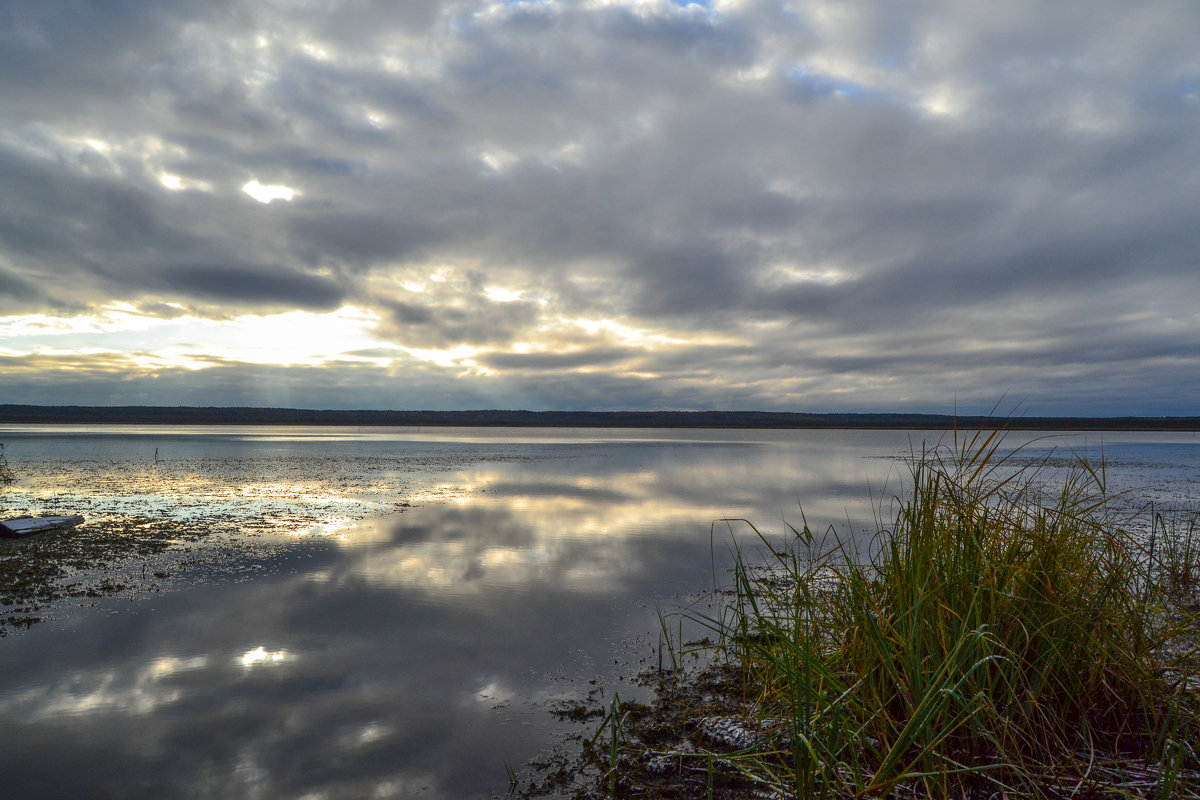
<box><xmin>693</xmin><ymin>429</ymin><xmax>1200</xmax><ymax>798</ymax></box>
<box><xmin>0</xmin><ymin>443</ymin><xmax>14</xmax><ymax>485</ymax></box>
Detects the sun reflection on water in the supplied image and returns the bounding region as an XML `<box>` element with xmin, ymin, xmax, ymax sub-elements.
<box><xmin>238</xmin><ymin>647</ymin><xmax>294</xmax><ymax>668</ymax></box>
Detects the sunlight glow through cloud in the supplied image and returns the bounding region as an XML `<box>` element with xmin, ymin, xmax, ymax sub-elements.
<box><xmin>0</xmin><ymin>306</ymin><xmax>391</xmax><ymax>368</ymax></box>
<box><xmin>160</xmin><ymin>173</ymin><xmax>212</xmax><ymax>192</ymax></box>
<box><xmin>483</xmin><ymin>286</ymin><xmax>524</xmax><ymax>303</ymax></box>
<box><xmin>242</xmin><ymin>180</ymin><xmax>297</xmax><ymax>203</ymax></box>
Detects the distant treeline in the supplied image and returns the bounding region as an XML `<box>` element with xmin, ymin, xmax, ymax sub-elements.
<box><xmin>1</xmin><ymin>405</ymin><xmax>1198</xmax><ymax>431</ymax></box>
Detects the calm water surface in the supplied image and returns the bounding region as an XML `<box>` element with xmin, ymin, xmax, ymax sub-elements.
<box><xmin>0</xmin><ymin>426</ymin><xmax>1196</xmax><ymax>798</ymax></box>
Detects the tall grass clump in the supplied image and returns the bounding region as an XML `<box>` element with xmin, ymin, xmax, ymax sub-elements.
<box><xmin>702</xmin><ymin>429</ymin><xmax>1200</xmax><ymax>798</ymax></box>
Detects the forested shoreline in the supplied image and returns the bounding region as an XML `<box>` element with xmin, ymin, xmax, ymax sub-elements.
<box><xmin>1</xmin><ymin>404</ymin><xmax>1198</xmax><ymax>430</ymax></box>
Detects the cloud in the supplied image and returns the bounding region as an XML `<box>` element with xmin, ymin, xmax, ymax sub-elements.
<box><xmin>479</xmin><ymin>347</ymin><xmax>636</xmax><ymax>371</ymax></box>
<box><xmin>2</xmin><ymin>0</ymin><xmax>1199</xmax><ymax>412</ymax></box>
<box><xmin>167</xmin><ymin>264</ymin><xmax>345</xmax><ymax>309</ymax></box>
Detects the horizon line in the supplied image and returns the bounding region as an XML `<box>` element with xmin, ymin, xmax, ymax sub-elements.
<box><xmin>2</xmin><ymin>404</ymin><xmax>1198</xmax><ymax>431</ymax></box>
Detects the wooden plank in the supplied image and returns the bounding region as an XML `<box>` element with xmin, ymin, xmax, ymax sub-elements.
<box><xmin>0</xmin><ymin>515</ymin><xmax>85</xmax><ymax>537</ymax></box>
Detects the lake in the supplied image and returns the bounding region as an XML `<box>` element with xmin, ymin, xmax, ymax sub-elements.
<box><xmin>0</xmin><ymin>425</ymin><xmax>1197</xmax><ymax>798</ymax></box>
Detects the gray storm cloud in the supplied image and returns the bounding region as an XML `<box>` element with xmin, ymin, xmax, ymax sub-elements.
<box><xmin>1</xmin><ymin>0</ymin><xmax>1197</xmax><ymax>413</ymax></box>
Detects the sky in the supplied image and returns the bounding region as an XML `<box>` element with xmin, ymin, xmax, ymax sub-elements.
<box><xmin>1</xmin><ymin>0</ymin><xmax>1198</xmax><ymax>415</ymax></box>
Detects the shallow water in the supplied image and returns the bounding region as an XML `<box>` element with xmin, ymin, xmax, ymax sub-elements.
<box><xmin>0</xmin><ymin>426</ymin><xmax>1196</xmax><ymax>798</ymax></box>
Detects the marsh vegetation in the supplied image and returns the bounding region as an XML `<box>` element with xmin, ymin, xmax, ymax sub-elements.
<box><xmin>0</xmin><ymin>444</ymin><xmax>14</xmax><ymax>486</ymax></box>
<box><xmin>545</xmin><ymin>430</ymin><xmax>1200</xmax><ymax>798</ymax></box>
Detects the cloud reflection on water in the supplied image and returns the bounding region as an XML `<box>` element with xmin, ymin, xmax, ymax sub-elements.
<box><xmin>0</xmin><ymin>655</ymin><xmax>209</xmax><ymax>721</ymax></box>
<box><xmin>317</xmin><ymin>435</ymin><xmax>906</xmax><ymax>602</ymax></box>
<box><xmin>0</xmin><ymin>428</ymin><xmax>931</xmax><ymax>798</ymax></box>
